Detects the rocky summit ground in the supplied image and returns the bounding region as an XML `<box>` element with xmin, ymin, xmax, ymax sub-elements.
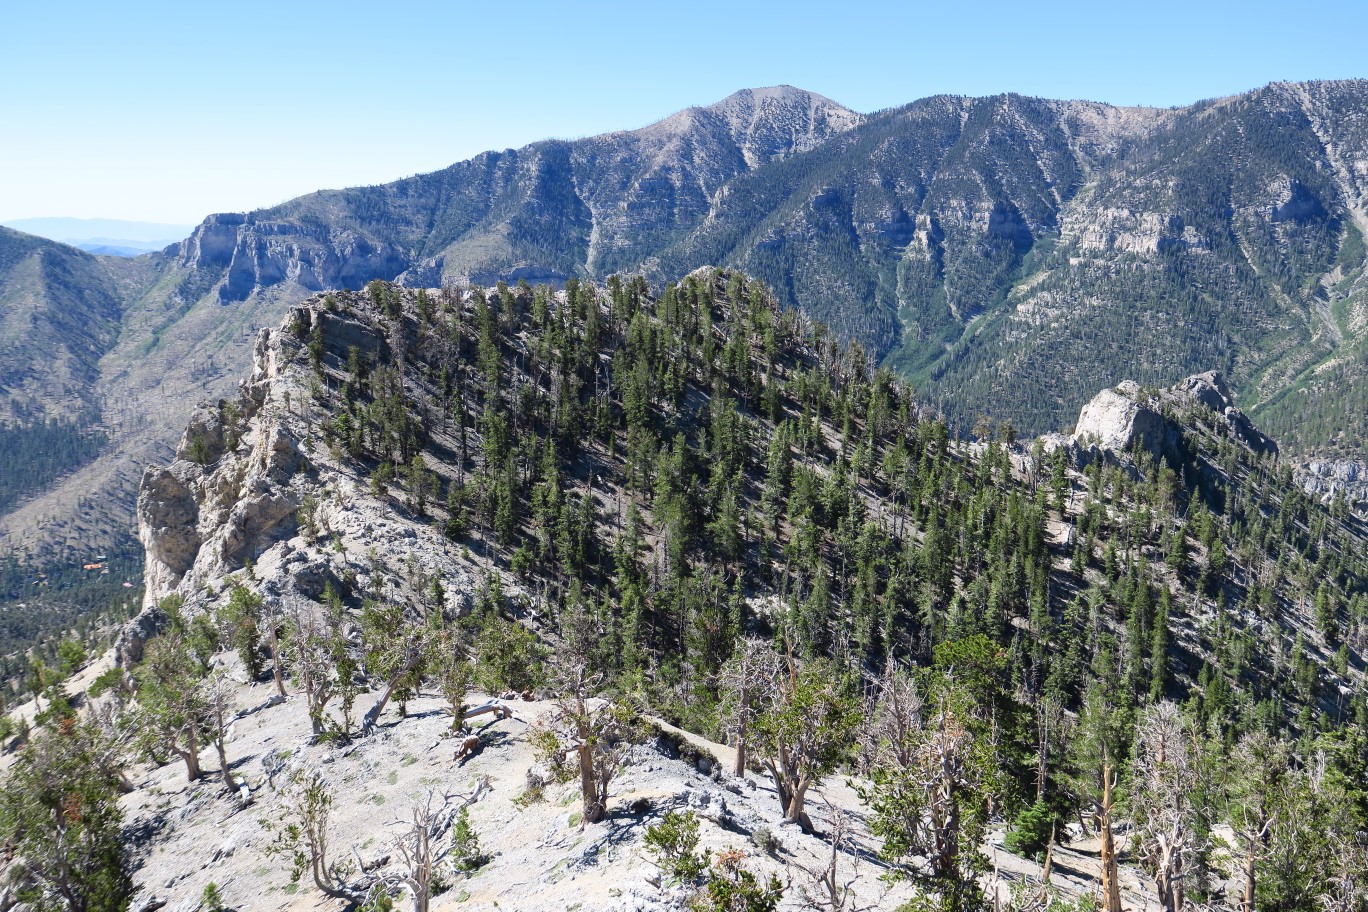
<box><xmin>91</xmin><ymin>650</ymin><xmax>1154</xmax><ymax>912</ymax></box>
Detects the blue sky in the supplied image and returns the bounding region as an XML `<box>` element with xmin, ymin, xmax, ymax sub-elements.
<box><xmin>3</xmin><ymin>0</ymin><xmax>1365</xmax><ymax>225</ymax></box>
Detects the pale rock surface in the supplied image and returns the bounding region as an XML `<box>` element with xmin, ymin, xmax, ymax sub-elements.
<box><xmin>133</xmin><ymin>301</ymin><xmax>476</xmax><ymax>625</ymax></box>
<box><xmin>1069</xmin><ymin>370</ymin><xmax>1276</xmax><ymax>463</ymax></box>
<box><xmin>1296</xmin><ymin>456</ymin><xmax>1368</xmax><ymax>514</ymax></box>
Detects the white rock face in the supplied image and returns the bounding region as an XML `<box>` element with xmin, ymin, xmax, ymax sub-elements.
<box><xmin>1071</xmin><ymin>384</ymin><xmax>1160</xmax><ymax>453</ymax></box>
<box><xmin>137</xmin><ymin>325</ymin><xmax>302</xmax><ymax>607</ymax></box>
<box><xmin>1069</xmin><ymin>371</ymin><xmax>1276</xmax><ymax>461</ymax></box>
<box><xmin>1296</xmin><ymin>457</ymin><xmax>1368</xmax><ymax>513</ymax></box>
<box><xmin>134</xmin><ymin>305</ymin><xmax>476</xmax><ymax>622</ymax></box>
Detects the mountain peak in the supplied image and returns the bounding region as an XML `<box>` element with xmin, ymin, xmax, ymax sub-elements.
<box><xmin>704</xmin><ymin>84</ymin><xmax>849</xmax><ymax>112</ymax></box>
<box><xmin>660</xmin><ymin>84</ymin><xmax>862</xmax><ymax>167</ymax></box>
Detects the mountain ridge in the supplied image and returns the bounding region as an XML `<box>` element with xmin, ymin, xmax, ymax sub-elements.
<box><xmin>4</xmin><ymin>79</ymin><xmax>1368</xmax><ymax>586</ymax></box>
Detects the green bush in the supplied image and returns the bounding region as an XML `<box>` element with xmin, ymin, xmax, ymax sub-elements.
<box><xmin>201</xmin><ymin>882</ymin><xmax>229</xmax><ymax>912</ymax></box>
<box><xmin>452</xmin><ymin>807</ymin><xmax>488</xmax><ymax>873</ymax></box>
<box><xmin>644</xmin><ymin>810</ymin><xmax>706</xmax><ymax>881</ymax></box>
<box><xmin>1004</xmin><ymin>797</ymin><xmax>1056</xmax><ymax>861</ymax></box>
<box><xmin>691</xmin><ymin>851</ymin><xmax>783</xmax><ymax>912</ymax></box>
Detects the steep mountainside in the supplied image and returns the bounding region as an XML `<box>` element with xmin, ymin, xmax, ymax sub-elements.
<box><xmin>134</xmin><ymin>276</ymin><xmax>1368</xmax><ymax>732</ymax></box>
<box><xmin>0</xmin><ymin>227</ymin><xmax>127</xmax><ymax>422</ymax></box>
<box><xmin>6</xmin><ymin>82</ymin><xmax>1368</xmax><ymax>614</ymax></box>
<box><xmin>148</xmin><ymin>81</ymin><xmax>1368</xmax><ymax>451</ymax></box>
<box><xmin>3</xmin><ymin>274</ymin><xmax>1367</xmax><ymax>912</ymax></box>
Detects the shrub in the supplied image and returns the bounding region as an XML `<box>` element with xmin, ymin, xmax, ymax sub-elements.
<box><xmin>691</xmin><ymin>849</ymin><xmax>782</xmax><ymax>912</ymax></box>
<box><xmin>644</xmin><ymin>810</ymin><xmax>706</xmax><ymax>881</ymax></box>
<box><xmin>451</xmin><ymin>807</ymin><xmax>488</xmax><ymax>873</ymax></box>
<box><xmin>1004</xmin><ymin>797</ymin><xmax>1056</xmax><ymax>861</ymax></box>
<box><xmin>201</xmin><ymin>882</ymin><xmax>229</xmax><ymax>912</ymax></box>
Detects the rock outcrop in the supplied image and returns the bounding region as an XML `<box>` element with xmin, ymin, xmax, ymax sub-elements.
<box><xmin>136</xmin><ymin>325</ymin><xmax>304</xmax><ymax>605</ymax></box>
<box><xmin>1065</xmin><ymin>370</ymin><xmax>1277</xmax><ymax>465</ymax></box>
<box><xmin>1296</xmin><ymin>457</ymin><xmax>1368</xmax><ymax>514</ymax></box>
<box><xmin>175</xmin><ymin>213</ymin><xmax>410</xmax><ymax>304</ymax></box>
<box><xmin>135</xmin><ymin>295</ymin><xmax>475</xmax><ymax>622</ymax></box>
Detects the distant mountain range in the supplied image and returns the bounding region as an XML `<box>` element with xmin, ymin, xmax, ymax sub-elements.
<box><xmin>0</xmin><ymin>218</ymin><xmax>192</xmax><ymax>256</ymax></box>
<box><xmin>3</xmin><ymin>81</ymin><xmax>1368</xmax><ymax>565</ymax></box>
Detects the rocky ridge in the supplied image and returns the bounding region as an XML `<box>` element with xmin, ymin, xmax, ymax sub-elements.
<box><xmin>135</xmin><ymin>304</ymin><xmax>476</xmax><ymax>622</ymax></box>
<box><xmin>1061</xmin><ymin>370</ymin><xmax>1278</xmax><ymax>466</ymax></box>
<box><xmin>109</xmin><ymin>288</ymin><xmax>1165</xmax><ymax>912</ymax></box>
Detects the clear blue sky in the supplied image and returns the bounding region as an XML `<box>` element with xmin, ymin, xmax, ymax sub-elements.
<box><xmin>3</xmin><ymin>0</ymin><xmax>1365</xmax><ymax>225</ymax></box>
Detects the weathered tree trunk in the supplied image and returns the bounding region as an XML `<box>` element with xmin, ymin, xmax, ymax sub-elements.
<box><xmin>1156</xmin><ymin>867</ymin><xmax>1176</xmax><ymax>912</ymax></box>
<box><xmin>461</xmin><ymin>701</ymin><xmax>512</xmax><ymax>722</ymax></box>
<box><xmin>578</xmin><ymin>743</ymin><xmax>606</xmax><ymax>824</ymax></box>
<box><xmin>765</xmin><ymin>759</ymin><xmax>792</xmax><ymax>821</ymax></box>
<box><xmin>1241</xmin><ymin>840</ymin><xmax>1256</xmax><ymax>912</ymax></box>
<box><xmin>1099</xmin><ymin>760</ymin><xmax>1122</xmax><ymax>912</ymax></box>
<box><xmin>1041</xmin><ymin>827</ymin><xmax>1055</xmax><ymax>884</ymax></box>
<box><xmin>361</xmin><ymin>648</ymin><xmax>423</xmax><ymax>735</ymax></box>
<box><xmin>216</xmin><ymin>735</ymin><xmax>235</xmax><ymax>790</ymax></box>
<box><xmin>733</xmin><ymin>684</ymin><xmax>750</xmax><ymax>778</ymax></box>
<box><xmin>785</xmin><ymin>779</ymin><xmax>812</xmax><ymax>830</ymax></box>
<box><xmin>179</xmin><ymin>739</ymin><xmax>201</xmax><ymax>782</ymax></box>
<box><xmin>270</xmin><ymin>629</ymin><xmax>287</xmax><ymax>697</ymax></box>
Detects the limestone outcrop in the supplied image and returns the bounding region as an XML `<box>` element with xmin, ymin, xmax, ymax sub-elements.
<box><xmin>1066</xmin><ymin>370</ymin><xmax>1277</xmax><ymax>464</ymax></box>
<box><xmin>133</xmin><ymin>294</ymin><xmax>475</xmax><ymax>631</ymax></box>
<box><xmin>1296</xmin><ymin>457</ymin><xmax>1368</xmax><ymax>514</ymax></box>
<box><xmin>175</xmin><ymin>214</ymin><xmax>410</xmax><ymax>304</ymax></box>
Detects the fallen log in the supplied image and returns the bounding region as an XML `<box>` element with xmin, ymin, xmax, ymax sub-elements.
<box><xmin>462</xmin><ymin>700</ymin><xmax>513</xmax><ymax>722</ymax></box>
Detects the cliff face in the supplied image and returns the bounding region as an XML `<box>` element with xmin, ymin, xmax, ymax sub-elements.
<box><xmin>1068</xmin><ymin>371</ymin><xmax>1278</xmax><ymax>465</ymax></box>
<box><xmin>135</xmin><ymin>303</ymin><xmax>474</xmax><ymax>619</ymax></box>
<box><xmin>175</xmin><ymin>213</ymin><xmax>412</xmax><ymax>304</ymax></box>
<box><xmin>137</xmin><ymin>317</ymin><xmax>307</xmax><ymax>604</ymax></box>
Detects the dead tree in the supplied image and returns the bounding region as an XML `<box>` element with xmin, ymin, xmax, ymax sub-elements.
<box><xmin>718</xmin><ymin>638</ymin><xmax>782</xmax><ymax>777</ymax></box>
<box><xmin>860</xmin><ymin>667</ymin><xmax>990</xmax><ymax>912</ymax></box>
<box><xmin>1130</xmin><ymin>701</ymin><xmax>1204</xmax><ymax>912</ymax></box>
<box><xmin>263</xmin><ymin>596</ymin><xmax>288</xmax><ymax>697</ymax></box>
<box><xmin>387</xmin><ymin>789</ymin><xmax>450</xmax><ymax>912</ymax></box>
<box><xmin>794</xmin><ymin>800</ymin><xmax>883</xmax><ymax>912</ymax></box>
<box><xmin>204</xmin><ymin>669</ymin><xmax>238</xmax><ymax>791</ymax></box>
<box><xmin>857</xmin><ymin>660</ymin><xmax>923</xmax><ymax>774</ymax></box>
<box><xmin>1098</xmin><ymin>755</ymin><xmax>1122</xmax><ymax>912</ymax></box>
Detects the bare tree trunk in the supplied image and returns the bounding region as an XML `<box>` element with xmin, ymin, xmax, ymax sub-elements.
<box><xmin>215</xmin><ymin>735</ymin><xmax>235</xmax><ymax>790</ymax></box>
<box><xmin>1099</xmin><ymin>760</ymin><xmax>1122</xmax><ymax>912</ymax></box>
<box><xmin>270</xmin><ymin>630</ymin><xmax>286</xmax><ymax>697</ymax></box>
<box><xmin>1241</xmin><ymin>841</ymin><xmax>1256</xmax><ymax>912</ymax></box>
<box><xmin>785</xmin><ymin>779</ymin><xmax>811</xmax><ymax>828</ymax></box>
<box><xmin>765</xmin><ymin>759</ymin><xmax>792</xmax><ymax>822</ymax></box>
<box><xmin>361</xmin><ymin>648</ymin><xmax>422</xmax><ymax>735</ymax></box>
<box><xmin>733</xmin><ymin>684</ymin><xmax>750</xmax><ymax>778</ymax></box>
<box><xmin>578</xmin><ymin>742</ymin><xmax>605</xmax><ymax>824</ymax></box>
<box><xmin>1042</xmin><ymin>826</ymin><xmax>1055</xmax><ymax>885</ymax></box>
<box><xmin>179</xmin><ymin>740</ymin><xmax>201</xmax><ymax>782</ymax></box>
